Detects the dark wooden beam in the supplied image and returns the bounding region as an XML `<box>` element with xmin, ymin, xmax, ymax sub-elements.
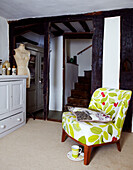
<box><xmin>13</xmin><ymin>23</ymin><xmax>41</xmax><ymax>29</ymax></box>
<box><xmin>91</xmin><ymin>16</ymin><xmax>104</xmax><ymax>93</ymax></box>
<box><xmin>79</xmin><ymin>21</ymin><xmax>90</xmax><ymax>32</ymax></box>
<box><xmin>30</xmin><ymin>27</ymin><xmax>44</xmax><ymax>35</ymax></box>
<box><xmin>9</xmin><ymin>24</ymin><xmax>16</xmax><ymax>68</ymax></box>
<box><xmin>14</xmin><ymin>27</ymin><xmax>32</xmax><ymax>37</ymax></box>
<box><xmin>51</xmin><ymin>31</ymin><xmax>64</xmax><ymax>37</ymax></box>
<box><xmin>43</xmin><ymin>22</ymin><xmax>50</xmax><ymax>120</ymax></box>
<box><xmin>15</xmin><ymin>36</ymin><xmax>38</xmax><ymax>45</ymax></box>
<box><xmin>120</xmin><ymin>15</ymin><xmax>133</xmax><ymax>132</ymax></box>
<box><xmin>103</xmin><ymin>8</ymin><xmax>133</xmax><ymax>17</ymax></box>
<box><xmin>63</xmin><ymin>32</ymin><xmax>93</xmax><ymax>39</ymax></box>
<box><xmin>8</xmin><ymin>18</ymin><xmax>45</xmax><ymax>28</ymax></box>
<box><xmin>29</xmin><ymin>23</ymin><xmax>44</xmax><ymax>35</ymax></box>
<box><xmin>14</xmin><ymin>23</ymin><xmax>44</xmax><ymax>36</ymax></box>
<box><xmin>63</xmin><ymin>22</ymin><xmax>77</xmax><ymax>32</ymax></box>
<box><xmin>51</xmin><ymin>23</ymin><xmax>64</xmax><ymax>34</ymax></box>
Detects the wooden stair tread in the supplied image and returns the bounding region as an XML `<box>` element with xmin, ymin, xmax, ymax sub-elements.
<box><xmin>65</xmin><ymin>104</ymin><xmax>89</xmax><ymax>109</ymax></box>
<box><xmin>68</xmin><ymin>97</ymin><xmax>89</xmax><ymax>101</ymax></box>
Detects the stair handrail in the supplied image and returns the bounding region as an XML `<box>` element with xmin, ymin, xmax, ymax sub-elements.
<box><xmin>77</xmin><ymin>44</ymin><xmax>92</xmax><ymax>55</ymax></box>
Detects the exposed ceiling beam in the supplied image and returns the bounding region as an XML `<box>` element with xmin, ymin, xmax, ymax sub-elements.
<box><xmin>63</xmin><ymin>32</ymin><xmax>93</xmax><ymax>39</ymax></box>
<box><xmin>14</xmin><ymin>26</ymin><xmax>33</xmax><ymax>36</ymax></box>
<box><xmin>63</xmin><ymin>22</ymin><xmax>77</xmax><ymax>32</ymax></box>
<box><xmin>30</xmin><ymin>24</ymin><xmax>44</xmax><ymax>35</ymax></box>
<box><xmin>51</xmin><ymin>23</ymin><xmax>64</xmax><ymax>34</ymax></box>
<box><xmin>14</xmin><ymin>23</ymin><xmax>44</xmax><ymax>36</ymax></box>
<box><xmin>79</xmin><ymin>21</ymin><xmax>90</xmax><ymax>32</ymax></box>
<box><xmin>15</xmin><ymin>36</ymin><xmax>38</xmax><ymax>45</ymax></box>
<box><xmin>12</xmin><ymin>22</ymin><xmax>41</xmax><ymax>29</ymax></box>
<box><xmin>51</xmin><ymin>31</ymin><xmax>64</xmax><ymax>36</ymax></box>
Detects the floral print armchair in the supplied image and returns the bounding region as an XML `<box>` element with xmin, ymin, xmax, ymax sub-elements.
<box><xmin>62</xmin><ymin>88</ymin><xmax>132</xmax><ymax>165</ymax></box>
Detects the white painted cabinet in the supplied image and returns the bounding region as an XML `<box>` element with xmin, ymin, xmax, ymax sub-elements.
<box><xmin>0</xmin><ymin>82</ymin><xmax>10</xmax><ymax>115</ymax></box>
<box><xmin>10</xmin><ymin>81</ymin><xmax>23</xmax><ymax>111</ymax></box>
<box><xmin>0</xmin><ymin>75</ymin><xmax>27</xmax><ymax>138</ymax></box>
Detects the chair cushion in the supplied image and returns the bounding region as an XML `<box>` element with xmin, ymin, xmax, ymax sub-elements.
<box><xmin>62</xmin><ymin>111</ymin><xmax>120</xmax><ymax>146</ymax></box>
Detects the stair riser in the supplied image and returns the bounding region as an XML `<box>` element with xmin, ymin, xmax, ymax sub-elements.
<box><xmin>68</xmin><ymin>97</ymin><xmax>89</xmax><ymax>107</ymax></box>
<box><xmin>84</xmin><ymin>71</ymin><xmax>92</xmax><ymax>78</ymax></box>
<box><xmin>71</xmin><ymin>91</ymin><xmax>89</xmax><ymax>99</ymax></box>
<box><xmin>75</xmin><ymin>83</ymin><xmax>91</xmax><ymax>91</ymax></box>
<box><xmin>65</xmin><ymin>104</ymin><xmax>89</xmax><ymax>110</ymax></box>
<box><xmin>78</xmin><ymin>77</ymin><xmax>91</xmax><ymax>84</ymax></box>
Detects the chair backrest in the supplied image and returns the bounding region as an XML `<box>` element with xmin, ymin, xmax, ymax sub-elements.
<box><xmin>89</xmin><ymin>88</ymin><xmax>132</xmax><ymax>130</ymax></box>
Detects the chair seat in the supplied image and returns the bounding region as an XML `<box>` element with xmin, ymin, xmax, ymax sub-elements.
<box><xmin>62</xmin><ymin>111</ymin><xmax>120</xmax><ymax>146</ymax></box>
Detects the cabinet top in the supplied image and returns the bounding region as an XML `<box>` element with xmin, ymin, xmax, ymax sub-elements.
<box><xmin>0</xmin><ymin>75</ymin><xmax>28</xmax><ymax>81</ymax></box>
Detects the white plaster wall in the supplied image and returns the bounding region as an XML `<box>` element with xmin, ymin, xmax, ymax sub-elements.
<box><xmin>49</xmin><ymin>36</ymin><xmax>63</xmax><ymax>111</ymax></box>
<box><xmin>65</xmin><ymin>63</ymin><xmax>78</xmax><ymax>105</ymax></box>
<box><xmin>0</xmin><ymin>16</ymin><xmax>9</xmax><ymax>62</ymax></box>
<box><xmin>102</xmin><ymin>16</ymin><xmax>120</xmax><ymax>89</ymax></box>
<box><xmin>66</xmin><ymin>39</ymin><xmax>92</xmax><ymax>76</ymax></box>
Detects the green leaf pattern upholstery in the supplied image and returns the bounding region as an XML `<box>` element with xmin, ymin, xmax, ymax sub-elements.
<box><xmin>62</xmin><ymin>88</ymin><xmax>132</xmax><ymax>146</ymax></box>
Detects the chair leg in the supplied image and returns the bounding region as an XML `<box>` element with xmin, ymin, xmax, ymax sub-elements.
<box><xmin>84</xmin><ymin>145</ymin><xmax>92</xmax><ymax>165</ymax></box>
<box><xmin>61</xmin><ymin>129</ymin><xmax>67</xmax><ymax>142</ymax></box>
<box><xmin>116</xmin><ymin>140</ymin><xmax>121</xmax><ymax>152</ymax></box>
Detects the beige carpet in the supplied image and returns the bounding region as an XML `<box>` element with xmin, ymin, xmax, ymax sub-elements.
<box><xmin>0</xmin><ymin>119</ymin><xmax>133</xmax><ymax>170</ymax></box>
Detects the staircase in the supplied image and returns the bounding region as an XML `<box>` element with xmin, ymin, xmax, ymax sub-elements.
<box><xmin>65</xmin><ymin>71</ymin><xmax>91</xmax><ymax>110</ymax></box>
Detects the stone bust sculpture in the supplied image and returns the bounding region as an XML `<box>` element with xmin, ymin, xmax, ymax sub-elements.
<box><xmin>14</xmin><ymin>44</ymin><xmax>30</xmax><ymax>88</ymax></box>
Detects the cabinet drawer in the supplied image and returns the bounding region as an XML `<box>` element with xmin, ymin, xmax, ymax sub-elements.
<box><xmin>0</xmin><ymin>112</ymin><xmax>24</xmax><ymax>134</ymax></box>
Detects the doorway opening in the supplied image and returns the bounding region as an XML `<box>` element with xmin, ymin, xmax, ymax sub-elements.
<box><xmin>64</xmin><ymin>36</ymin><xmax>92</xmax><ymax>111</ymax></box>
<box><xmin>48</xmin><ymin>20</ymin><xmax>93</xmax><ymax>122</ymax></box>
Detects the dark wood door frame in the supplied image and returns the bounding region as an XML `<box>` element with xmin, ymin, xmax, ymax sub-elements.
<box><xmin>43</xmin><ymin>22</ymin><xmax>50</xmax><ymax>120</ymax></box>
<box><xmin>63</xmin><ymin>36</ymin><xmax>65</xmax><ymax>111</ymax></box>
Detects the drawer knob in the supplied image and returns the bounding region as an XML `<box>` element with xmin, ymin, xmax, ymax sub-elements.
<box><xmin>1</xmin><ymin>125</ymin><xmax>6</xmax><ymax>129</ymax></box>
<box><xmin>17</xmin><ymin>118</ymin><xmax>21</xmax><ymax>122</ymax></box>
